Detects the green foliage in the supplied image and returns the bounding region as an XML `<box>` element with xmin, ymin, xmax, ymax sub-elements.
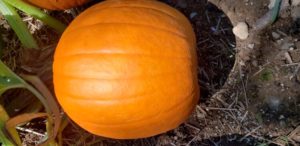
<box><xmin>260</xmin><ymin>69</ymin><xmax>273</xmax><ymax>81</ymax></box>
<box><xmin>0</xmin><ymin>0</ymin><xmax>39</xmax><ymax>49</ymax></box>
<box><xmin>0</xmin><ymin>0</ymin><xmax>66</xmax><ymax>50</ymax></box>
<box><xmin>0</xmin><ymin>0</ymin><xmax>68</xmax><ymax>146</ymax></box>
<box><xmin>256</xmin><ymin>142</ymin><xmax>269</xmax><ymax>146</ymax></box>
<box><xmin>0</xmin><ymin>61</ymin><xmax>66</xmax><ymax>145</ymax></box>
<box><xmin>3</xmin><ymin>0</ymin><xmax>66</xmax><ymax>33</ymax></box>
<box><xmin>0</xmin><ymin>0</ymin><xmax>68</xmax><ymax>145</ymax></box>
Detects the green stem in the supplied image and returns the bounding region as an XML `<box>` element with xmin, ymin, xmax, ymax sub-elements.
<box><xmin>0</xmin><ymin>0</ymin><xmax>38</xmax><ymax>49</ymax></box>
<box><xmin>271</xmin><ymin>0</ymin><xmax>281</xmax><ymax>24</ymax></box>
<box><xmin>3</xmin><ymin>0</ymin><xmax>67</xmax><ymax>33</ymax></box>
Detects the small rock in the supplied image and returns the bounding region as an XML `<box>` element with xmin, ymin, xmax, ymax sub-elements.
<box><xmin>248</xmin><ymin>43</ymin><xmax>255</xmax><ymax>49</ymax></box>
<box><xmin>284</xmin><ymin>52</ymin><xmax>293</xmax><ymax>64</ymax></box>
<box><xmin>272</xmin><ymin>32</ymin><xmax>280</xmax><ymax>39</ymax></box>
<box><xmin>279</xmin><ymin>115</ymin><xmax>285</xmax><ymax>120</ymax></box>
<box><xmin>239</xmin><ymin>60</ymin><xmax>246</xmax><ymax>66</ymax></box>
<box><xmin>292</xmin><ymin>0</ymin><xmax>300</xmax><ymax>6</ymax></box>
<box><xmin>189</xmin><ymin>12</ymin><xmax>198</xmax><ymax>19</ymax></box>
<box><xmin>252</xmin><ymin>60</ymin><xmax>258</xmax><ymax>67</ymax></box>
<box><xmin>279</xmin><ymin>120</ymin><xmax>286</xmax><ymax>127</ymax></box>
<box><xmin>265</xmin><ymin>96</ymin><xmax>281</xmax><ymax>111</ymax></box>
<box><xmin>278</xmin><ymin>36</ymin><xmax>295</xmax><ymax>50</ymax></box>
<box><xmin>290</xmin><ymin>49</ymin><xmax>300</xmax><ymax>62</ymax></box>
<box><xmin>233</xmin><ymin>22</ymin><xmax>249</xmax><ymax>40</ymax></box>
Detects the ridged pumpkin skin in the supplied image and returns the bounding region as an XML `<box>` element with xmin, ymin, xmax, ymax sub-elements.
<box><xmin>53</xmin><ymin>0</ymin><xmax>199</xmax><ymax>139</ymax></box>
<box><xmin>24</xmin><ymin>0</ymin><xmax>89</xmax><ymax>10</ymax></box>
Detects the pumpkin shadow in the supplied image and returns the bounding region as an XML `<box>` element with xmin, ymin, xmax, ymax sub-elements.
<box><xmin>167</xmin><ymin>0</ymin><xmax>237</xmax><ymax>102</ymax></box>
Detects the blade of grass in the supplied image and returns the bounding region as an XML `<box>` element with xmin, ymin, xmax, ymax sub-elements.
<box><xmin>0</xmin><ymin>0</ymin><xmax>38</xmax><ymax>49</ymax></box>
<box><xmin>0</xmin><ymin>105</ymin><xmax>16</xmax><ymax>146</ymax></box>
<box><xmin>3</xmin><ymin>0</ymin><xmax>67</xmax><ymax>33</ymax></box>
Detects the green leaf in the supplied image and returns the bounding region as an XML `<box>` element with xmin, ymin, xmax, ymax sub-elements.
<box><xmin>0</xmin><ymin>60</ymin><xmax>26</xmax><ymax>95</ymax></box>
<box><xmin>3</xmin><ymin>0</ymin><xmax>67</xmax><ymax>33</ymax></box>
<box><xmin>0</xmin><ymin>61</ymin><xmax>51</xmax><ymax>115</ymax></box>
<box><xmin>0</xmin><ymin>61</ymin><xmax>60</xmax><ymax>145</ymax></box>
<box><xmin>0</xmin><ymin>0</ymin><xmax>38</xmax><ymax>49</ymax></box>
<box><xmin>0</xmin><ymin>105</ymin><xmax>15</xmax><ymax>146</ymax></box>
<box><xmin>0</xmin><ymin>61</ymin><xmax>27</xmax><ymax>145</ymax></box>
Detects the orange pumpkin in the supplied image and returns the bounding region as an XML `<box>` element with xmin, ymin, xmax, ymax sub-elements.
<box><xmin>53</xmin><ymin>0</ymin><xmax>199</xmax><ymax>139</ymax></box>
<box><xmin>23</xmin><ymin>0</ymin><xmax>90</xmax><ymax>10</ymax></box>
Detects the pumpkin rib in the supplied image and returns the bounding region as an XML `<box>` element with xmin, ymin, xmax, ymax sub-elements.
<box><xmin>54</xmin><ymin>72</ymin><xmax>192</xmax><ymax>100</ymax></box>
<box><xmin>61</xmin><ymin>91</ymin><xmax>197</xmax><ymax>125</ymax></box>
<box><xmin>54</xmin><ymin>52</ymin><xmax>192</xmax><ymax>60</ymax></box>
<box><xmin>88</xmin><ymin>6</ymin><xmax>177</xmax><ymax>18</ymax></box>
<box><xmin>54</xmin><ymin>71</ymin><xmax>194</xmax><ymax>101</ymax></box>
<box><xmin>55</xmin><ymin>88</ymin><xmax>153</xmax><ymax>102</ymax></box>
<box><xmin>81</xmin><ymin>2</ymin><xmax>197</xmax><ymax>46</ymax></box>
<box><xmin>66</xmin><ymin>22</ymin><xmax>187</xmax><ymax>40</ymax></box>
<box><xmin>58</xmin><ymin>89</ymin><xmax>196</xmax><ymax>105</ymax></box>
<box><xmin>56</xmin><ymin>88</ymin><xmax>156</xmax><ymax>104</ymax></box>
<box><xmin>85</xmin><ymin>6</ymin><xmax>184</xmax><ymax>26</ymax></box>
<box><xmin>54</xmin><ymin>69</ymin><xmax>191</xmax><ymax>80</ymax></box>
<box><xmin>55</xmin><ymin>71</ymin><xmax>190</xmax><ymax>86</ymax></box>
<box><xmin>86</xmin><ymin>1</ymin><xmax>186</xmax><ymax>25</ymax></box>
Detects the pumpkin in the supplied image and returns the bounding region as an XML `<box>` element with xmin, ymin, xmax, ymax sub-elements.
<box><xmin>53</xmin><ymin>0</ymin><xmax>199</xmax><ymax>139</ymax></box>
<box><xmin>23</xmin><ymin>0</ymin><xmax>90</xmax><ymax>10</ymax></box>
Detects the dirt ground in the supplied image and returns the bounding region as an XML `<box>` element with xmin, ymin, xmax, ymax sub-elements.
<box><xmin>1</xmin><ymin>0</ymin><xmax>300</xmax><ymax>146</ymax></box>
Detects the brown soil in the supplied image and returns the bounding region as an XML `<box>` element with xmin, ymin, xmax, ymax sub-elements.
<box><xmin>0</xmin><ymin>0</ymin><xmax>299</xmax><ymax>146</ymax></box>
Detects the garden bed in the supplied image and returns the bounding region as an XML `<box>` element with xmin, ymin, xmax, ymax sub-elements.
<box><xmin>0</xmin><ymin>0</ymin><xmax>299</xmax><ymax>145</ymax></box>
